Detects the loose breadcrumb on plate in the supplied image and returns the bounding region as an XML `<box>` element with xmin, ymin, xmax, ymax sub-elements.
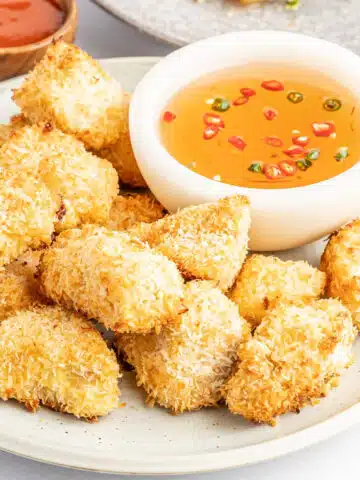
<box><xmin>0</xmin><ymin>305</ymin><xmax>121</xmax><ymax>420</ymax></box>
<box><xmin>230</xmin><ymin>254</ymin><xmax>326</xmax><ymax>327</ymax></box>
<box><xmin>224</xmin><ymin>299</ymin><xmax>355</xmax><ymax>425</ymax></box>
<box><xmin>116</xmin><ymin>280</ymin><xmax>250</xmax><ymax>414</ymax></box>
<box><xmin>39</xmin><ymin>225</ymin><xmax>185</xmax><ymax>334</ymax></box>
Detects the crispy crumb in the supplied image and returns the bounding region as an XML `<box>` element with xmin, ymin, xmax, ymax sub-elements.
<box><xmin>13</xmin><ymin>41</ymin><xmax>124</xmax><ymax>150</ymax></box>
<box><xmin>98</xmin><ymin>93</ymin><xmax>146</xmax><ymax>187</ymax></box>
<box><xmin>0</xmin><ymin>305</ymin><xmax>121</xmax><ymax>419</ymax></box>
<box><xmin>230</xmin><ymin>254</ymin><xmax>326</xmax><ymax>327</ymax></box>
<box><xmin>116</xmin><ymin>280</ymin><xmax>250</xmax><ymax>413</ymax></box>
<box><xmin>224</xmin><ymin>299</ymin><xmax>355</xmax><ymax>425</ymax></box>
<box><xmin>39</xmin><ymin>225</ymin><xmax>185</xmax><ymax>334</ymax></box>
<box><xmin>131</xmin><ymin>195</ymin><xmax>250</xmax><ymax>291</ymax></box>
<box><xmin>320</xmin><ymin>219</ymin><xmax>360</xmax><ymax>330</ymax></box>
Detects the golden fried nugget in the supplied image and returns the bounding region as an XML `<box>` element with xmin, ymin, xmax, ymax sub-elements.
<box><xmin>105</xmin><ymin>193</ymin><xmax>166</xmax><ymax>231</ymax></box>
<box><xmin>321</xmin><ymin>219</ymin><xmax>360</xmax><ymax>329</ymax></box>
<box><xmin>0</xmin><ymin>115</ymin><xmax>28</xmax><ymax>147</ymax></box>
<box><xmin>40</xmin><ymin>225</ymin><xmax>184</xmax><ymax>334</ymax></box>
<box><xmin>0</xmin><ymin>305</ymin><xmax>121</xmax><ymax>420</ymax></box>
<box><xmin>0</xmin><ymin>123</ymin><xmax>119</xmax><ymax>231</ymax></box>
<box><xmin>0</xmin><ymin>250</ymin><xmax>45</xmax><ymax>321</ymax></box>
<box><xmin>13</xmin><ymin>41</ymin><xmax>123</xmax><ymax>150</ymax></box>
<box><xmin>131</xmin><ymin>195</ymin><xmax>250</xmax><ymax>291</ymax></box>
<box><xmin>224</xmin><ymin>299</ymin><xmax>355</xmax><ymax>425</ymax></box>
<box><xmin>116</xmin><ymin>281</ymin><xmax>250</xmax><ymax>413</ymax></box>
<box><xmin>98</xmin><ymin>94</ymin><xmax>146</xmax><ymax>187</ymax></box>
<box><xmin>0</xmin><ymin>171</ymin><xmax>57</xmax><ymax>267</ymax></box>
<box><xmin>230</xmin><ymin>254</ymin><xmax>326</xmax><ymax>327</ymax></box>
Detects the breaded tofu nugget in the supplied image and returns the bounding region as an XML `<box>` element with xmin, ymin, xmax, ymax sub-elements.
<box><xmin>0</xmin><ymin>305</ymin><xmax>121</xmax><ymax>420</ymax></box>
<box><xmin>0</xmin><ymin>250</ymin><xmax>44</xmax><ymax>321</ymax></box>
<box><xmin>0</xmin><ymin>115</ymin><xmax>28</xmax><ymax>147</ymax></box>
<box><xmin>230</xmin><ymin>255</ymin><xmax>326</xmax><ymax>327</ymax></box>
<box><xmin>98</xmin><ymin>94</ymin><xmax>146</xmax><ymax>188</ymax></box>
<box><xmin>13</xmin><ymin>41</ymin><xmax>123</xmax><ymax>150</ymax></box>
<box><xmin>116</xmin><ymin>281</ymin><xmax>250</xmax><ymax>413</ymax></box>
<box><xmin>39</xmin><ymin>225</ymin><xmax>184</xmax><ymax>334</ymax></box>
<box><xmin>321</xmin><ymin>220</ymin><xmax>360</xmax><ymax>330</ymax></box>
<box><xmin>105</xmin><ymin>193</ymin><xmax>166</xmax><ymax>231</ymax></box>
<box><xmin>0</xmin><ymin>123</ymin><xmax>119</xmax><ymax>231</ymax></box>
<box><xmin>131</xmin><ymin>195</ymin><xmax>250</xmax><ymax>291</ymax></box>
<box><xmin>0</xmin><ymin>171</ymin><xmax>57</xmax><ymax>267</ymax></box>
<box><xmin>224</xmin><ymin>300</ymin><xmax>355</xmax><ymax>425</ymax></box>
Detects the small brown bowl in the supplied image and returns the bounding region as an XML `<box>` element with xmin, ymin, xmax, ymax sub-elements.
<box><xmin>0</xmin><ymin>0</ymin><xmax>78</xmax><ymax>81</ymax></box>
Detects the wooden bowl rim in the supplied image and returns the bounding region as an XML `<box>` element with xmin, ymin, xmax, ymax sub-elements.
<box><xmin>0</xmin><ymin>0</ymin><xmax>78</xmax><ymax>54</ymax></box>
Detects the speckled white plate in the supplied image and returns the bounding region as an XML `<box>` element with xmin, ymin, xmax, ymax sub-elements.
<box><xmin>0</xmin><ymin>58</ymin><xmax>360</xmax><ymax>475</ymax></box>
<box><xmin>93</xmin><ymin>0</ymin><xmax>360</xmax><ymax>53</ymax></box>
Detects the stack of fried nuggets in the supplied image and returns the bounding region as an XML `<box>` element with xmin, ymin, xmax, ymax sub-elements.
<box><xmin>0</xmin><ymin>40</ymin><xmax>358</xmax><ymax>427</ymax></box>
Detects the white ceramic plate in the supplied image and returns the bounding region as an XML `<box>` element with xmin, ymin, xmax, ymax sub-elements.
<box><xmin>1</xmin><ymin>57</ymin><xmax>360</xmax><ymax>475</ymax></box>
<box><xmin>93</xmin><ymin>0</ymin><xmax>360</xmax><ymax>53</ymax></box>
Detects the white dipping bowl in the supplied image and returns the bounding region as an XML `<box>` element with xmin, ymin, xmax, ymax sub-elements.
<box><xmin>130</xmin><ymin>31</ymin><xmax>360</xmax><ymax>251</ymax></box>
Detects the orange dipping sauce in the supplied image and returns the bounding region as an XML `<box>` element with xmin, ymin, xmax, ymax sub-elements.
<box><xmin>160</xmin><ymin>65</ymin><xmax>360</xmax><ymax>189</ymax></box>
<box><xmin>0</xmin><ymin>0</ymin><xmax>65</xmax><ymax>48</ymax></box>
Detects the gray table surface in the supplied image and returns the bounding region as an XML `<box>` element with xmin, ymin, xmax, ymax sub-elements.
<box><xmin>0</xmin><ymin>1</ymin><xmax>359</xmax><ymax>478</ymax></box>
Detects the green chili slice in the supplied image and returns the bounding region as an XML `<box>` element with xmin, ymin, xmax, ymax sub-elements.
<box><xmin>335</xmin><ymin>146</ymin><xmax>349</xmax><ymax>161</ymax></box>
<box><xmin>212</xmin><ymin>97</ymin><xmax>230</xmax><ymax>112</ymax></box>
<box><xmin>287</xmin><ymin>91</ymin><xmax>304</xmax><ymax>104</ymax></box>
<box><xmin>323</xmin><ymin>98</ymin><xmax>342</xmax><ymax>112</ymax></box>
<box><xmin>306</xmin><ymin>149</ymin><xmax>320</xmax><ymax>161</ymax></box>
<box><xmin>248</xmin><ymin>162</ymin><xmax>263</xmax><ymax>173</ymax></box>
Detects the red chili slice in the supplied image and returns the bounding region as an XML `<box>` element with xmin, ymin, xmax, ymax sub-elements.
<box><xmin>228</xmin><ymin>136</ymin><xmax>247</xmax><ymax>151</ymax></box>
<box><xmin>264</xmin><ymin>136</ymin><xmax>283</xmax><ymax>147</ymax></box>
<box><xmin>278</xmin><ymin>160</ymin><xmax>297</xmax><ymax>176</ymax></box>
<box><xmin>312</xmin><ymin>122</ymin><xmax>335</xmax><ymax>137</ymax></box>
<box><xmin>203</xmin><ymin>126</ymin><xmax>219</xmax><ymax>140</ymax></box>
<box><xmin>240</xmin><ymin>87</ymin><xmax>256</xmax><ymax>97</ymax></box>
<box><xmin>233</xmin><ymin>96</ymin><xmax>249</xmax><ymax>106</ymax></box>
<box><xmin>263</xmin><ymin>164</ymin><xmax>284</xmax><ymax>180</ymax></box>
<box><xmin>292</xmin><ymin>135</ymin><xmax>310</xmax><ymax>147</ymax></box>
<box><xmin>261</xmin><ymin>80</ymin><xmax>284</xmax><ymax>92</ymax></box>
<box><xmin>263</xmin><ymin>107</ymin><xmax>278</xmax><ymax>120</ymax></box>
<box><xmin>163</xmin><ymin>111</ymin><xmax>176</xmax><ymax>122</ymax></box>
<box><xmin>283</xmin><ymin>145</ymin><xmax>307</xmax><ymax>157</ymax></box>
<box><xmin>203</xmin><ymin>113</ymin><xmax>225</xmax><ymax>128</ymax></box>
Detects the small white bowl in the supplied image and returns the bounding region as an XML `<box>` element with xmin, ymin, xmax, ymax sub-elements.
<box><xmin>130</xmin><ymin>31</ymin><xmax>360</xmax><ymax>251</ymax></box>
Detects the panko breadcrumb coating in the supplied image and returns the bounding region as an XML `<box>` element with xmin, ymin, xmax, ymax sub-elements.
<box><xmin>98</xmin><ymin>94</ymin><xmax>146</xmax><ymax>187</ymax></box>
<box><xmin>0</xmin><ymin>305</ymin><xmax>121</xmax><ymax>420</ymax></box>
<box><xmin>0</xmin><ymin>115</ymin><xmax>28</xmax><ymax>147</ymax></box>
<box><xmin>230</xmin><ymin>254</ymin><xmax>326</xmax><ymax>327</ymax></box>
<box><xmin>116</xmin><ymin>281</ymin><xmax>250</xmax><ymax>413</ymax></box>
<box><xmin>224</xmin><ymin>299</ymin><xmax>355</xmax><ymax>425</ymax></box>
<box><xmin>0</xmin><ymin>250</ymin><xmax>45</xmax><ymax>321</ymax></box>
<box><xmin>13</xmin><ymin>41</ymin><xmax>123</xmax><ymax>150</ymax></box>
<box><xmin>0</xmin><ymin>171</ymin><xmax>57</xmax><ymax>267</ymax></box>
<box><xmin>0</xmin><ymin>123</ymin><xmax>119</xmax><ymax>231</ymax></box>
<box><xmin>321</xmin><ymin>220</ymin><xmax>360</xmax><ymax>330</ymax></box>
<box><xmin>105</xmin><ymin>193</ymin><xmax>166</xmax><ymax>231</ymax></box>
<box><xmin>39</xmin><ymin>225</ymin><xmax>184</xmax><ymax>334</ymax></box>
<box><xmin>131</xmin><ymin>195</ymin><xmax>250</xmax><ymax>291</ymax></box>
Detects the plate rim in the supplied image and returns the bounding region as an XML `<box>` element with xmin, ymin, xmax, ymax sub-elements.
<box><xmin>0</xmin><ymin>56</ymin><xmax>360</xmax><ymax>475</ymax></box>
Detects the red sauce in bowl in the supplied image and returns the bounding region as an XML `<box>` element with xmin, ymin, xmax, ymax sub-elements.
<box><xmin>0</xmin><ymin>0</ymin><xmax>65</xmax><ymax>48</ymax></box>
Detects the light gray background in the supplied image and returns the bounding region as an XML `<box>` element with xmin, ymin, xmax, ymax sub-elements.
<box><xmin>0</xmin><ymin>0</ymin><xmax>358</xmax><ymax>478</ymax></box>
